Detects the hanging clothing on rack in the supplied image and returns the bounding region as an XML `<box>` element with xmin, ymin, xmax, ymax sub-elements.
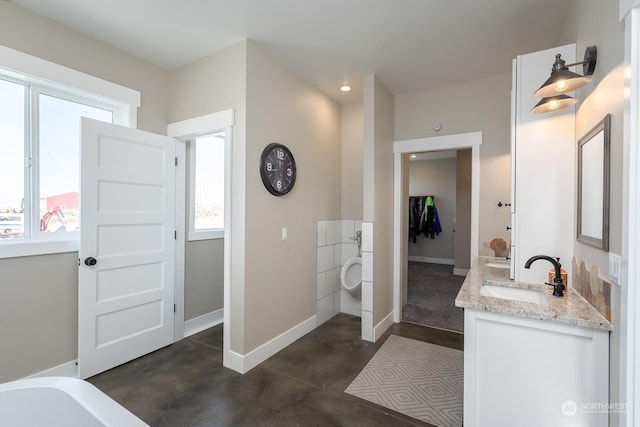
<box><xmin>408</xmin><ymin>195</ymin><xmax>442</xmax><ymax>242</ymax></box>
<box><xmin>408</xmin><ymin>196</ymin><xmax>425</xmax><ymax>243</ymax></box>
<box><xmin>421</xmin><ymin>196</ymin><xmax>442</xmax><ymax>239</ymax></box>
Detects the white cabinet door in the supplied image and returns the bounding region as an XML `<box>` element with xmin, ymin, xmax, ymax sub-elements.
<box><xmin>464</xmin><ymin>310</ymin><xmax>609</xmax><ymax>427</ymax></box>
<box><xmin>78</xmin><ymin>118</ymin><xmax>177</xmax><ymax>379</ymax></box>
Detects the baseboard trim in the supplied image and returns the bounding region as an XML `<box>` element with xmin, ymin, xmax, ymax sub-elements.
<box><xmin>408</xmin><ymin>256</ymin><xmax>454</xmax><ymax>265</ymax></box>
<box><xmin>184</xmin><ymin>308</ymin><xmax>224</xmax><ymax>338</ymax></box>
<box><xmin>453</xmin><ymin>268</ymin><xmax>470</xmax><ymax>276</ymax></box>
<box><xmin>374</xmin><ymin>311</ymin><xmax>395</xmax><ymax>342</ymax></box>
<box><xmin>26</xmin><ymin>359</ymin><xmax>78</xmax><ymax>379</ymax></box>
<box><xmin>225</xmin><ymin>315</ymin><xmax>317</xmax><ymax>374</ymax></box>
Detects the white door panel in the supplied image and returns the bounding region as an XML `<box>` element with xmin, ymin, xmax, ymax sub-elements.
<box><xmin>79</xmin><ymin>118</ymin><xmax>176</xmax><ymax>379</ymax></box>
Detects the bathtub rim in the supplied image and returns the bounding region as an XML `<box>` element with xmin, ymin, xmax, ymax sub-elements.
<box><xmin>0</xmin><ymin>376</ymin><xmax>147</xmax><ymax>426</ymax></box>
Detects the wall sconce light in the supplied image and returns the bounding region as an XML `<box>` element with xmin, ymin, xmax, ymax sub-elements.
<box><xmin>530</xmin><ymin>94</ymin><xmax>578</xmax><ymax>114</ymax></box>
<box><xmin>531</xmin><ymin>45</ymin><xmax>597</xmax><ymax>114</ymax></box>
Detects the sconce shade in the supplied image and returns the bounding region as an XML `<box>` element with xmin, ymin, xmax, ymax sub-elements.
<box><xmin>533</xmin><ymin>46</ymin><xmax>597</xmax><ymax>98</ymax></box>
<box><xmin>533</xmin><ymin>69</ymin><xmax>592</xmax><ymax>98</ymax></box>
<box><xmin>530</xmin><ymin>94</ymin><xmax>578</xmax><ymax>114</ymax></box>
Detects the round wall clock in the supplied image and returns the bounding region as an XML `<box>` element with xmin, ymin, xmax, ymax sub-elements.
<box><xmin>259</xmin><ymin>143</ymin><xmax>297</xmax><ymax>196</ymax></box>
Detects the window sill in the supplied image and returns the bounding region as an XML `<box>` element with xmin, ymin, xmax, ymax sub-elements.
<box><xmin>188</xmin><ymin>230</ymin><xmax>224</xmax><ymax>241</ymax></box>
<box><xmin>0</xmin><ymin>239</ymin><xmax>79</xmax><ymax>259</ymax></box>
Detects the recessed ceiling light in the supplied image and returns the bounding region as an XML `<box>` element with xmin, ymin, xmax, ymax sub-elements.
<box><xmin>340</xmin><ymin>85</ymin><xmax>352</xmax><ymax>92</ymax></box>
<box><xmin>410</xmin><ymin>154</ymin><xmax>417</xmax><ymax>159</ymax></box>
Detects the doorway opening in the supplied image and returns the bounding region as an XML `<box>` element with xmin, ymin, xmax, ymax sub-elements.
<box><xmin>403</xmin><ymin>148</ymin><xmax>471</xmax><ymax>331</ymax></box>
<box><xmin>393</xmin><ymin>132</ymin><xmax>482</xmax><ymax>325</ymax></box>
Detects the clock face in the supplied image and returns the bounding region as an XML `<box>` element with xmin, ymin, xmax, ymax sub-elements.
<box><xmin>260</xmin><ymin>143</ymin><xmax>297</xmax><ymax>196</ymax></box>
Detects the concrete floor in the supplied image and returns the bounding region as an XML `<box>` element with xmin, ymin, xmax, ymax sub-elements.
<box><xmin>89</xmin><ymin>314</ymin><xmax>463</xmax><ymax>426</ymax></box>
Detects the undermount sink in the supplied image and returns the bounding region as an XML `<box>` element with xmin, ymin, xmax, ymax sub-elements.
<box><xmin>480</xmin><ymin>283</ymin><xmax>547</xmax><ymax>305</ymax></box>
<box><xmin>485</xmin><ymin>262</ymin><xmax>510</xmax><ymax>269</ymax></box>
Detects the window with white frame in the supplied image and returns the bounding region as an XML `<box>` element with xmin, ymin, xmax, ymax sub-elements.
<box><xmin>188</xmin><ymin>131</ymin><xmax>226</xmax><ymax>240</ymax></box>
<box><xmin>0</xmin><ymin>45</ymin><xmax>139</xmax><ymax>258</ymax></box>
<box><xmin>168</xmin><ymin>109</ymin><xmax>233</xmax><ymax>241</ymax></box>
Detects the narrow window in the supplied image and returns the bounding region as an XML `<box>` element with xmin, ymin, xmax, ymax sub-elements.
<box><xmin>189</xmin><ymin>131</ymin><xmax>225</xmax><ymax>239</ymax></box>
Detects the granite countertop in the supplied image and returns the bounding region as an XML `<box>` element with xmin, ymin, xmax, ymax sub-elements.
<box><xmin>455</xmin><ymin>257</ymin><xmax>613</xmax><ymax>331</ymax></box>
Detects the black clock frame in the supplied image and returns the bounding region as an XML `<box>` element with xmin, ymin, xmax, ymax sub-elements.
<box><xmin>259</xmin><ymin>143</ymin><xmax>297</xmax><ymax>196</ymax></box>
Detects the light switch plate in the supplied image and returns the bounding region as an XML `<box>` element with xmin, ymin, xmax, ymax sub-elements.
<box><xmin>281</xmin><ymin>227</ymin><xmax>288</xmax><ymax>240</ymax></box>
<box><xmin>609</xmin><ymin>253</ymin><xmax>621</xmax><ymax>286</ymax></box>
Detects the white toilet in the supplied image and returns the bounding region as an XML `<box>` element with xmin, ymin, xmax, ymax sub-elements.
<box><xmin>341</xmin><ymin>257</ymin><xmax>362</xmax><ymax>297</ymax></box>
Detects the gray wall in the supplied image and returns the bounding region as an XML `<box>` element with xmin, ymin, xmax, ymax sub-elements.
<box><xmin>341</xmin><ymin>103</ymin><xmax>364</xmax><ymax>220</ymax></box>
<box><xmin>0</xmin><ymin>3</ymin><xmax>171</xmax><ymax>382</ymax></box>
<box><xmin>243</xmin><ymin>42</ymin><xmax>341</xmax><ymax>352</ymax></box>
<box><xmin>185</xmin><ymin>239</ymin><xmax>224</xmax><ymax>319</ymax></box>
<box><xmin>0</xmin><ymin>253</ymin><xmax>78</xmax><ymax>381</ymax></box>
<box><xmin>363</xmin><ymin>74</ymin><xmax>395</xmax><ymax>325</ymax></box>
<box><xmin>408</xmin><ymin>158</ymin><xmax>456</xmax><ymax>261</ymax></box>
<box><xmin>395</xmin><ymin>74</ymin><xmax>512</xmax><ymax>256</ymax></box>
<box><xmin>455</xmin><ymin>149</ymin><xmax>472</xmax><ymax>270</ymax></box>
<box><xmin>170</xmin><ymin>41</ymin><xmax>248</xmax><ymax>328</ymax></box>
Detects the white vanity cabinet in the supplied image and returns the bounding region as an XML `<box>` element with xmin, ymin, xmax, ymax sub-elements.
<box><xmin>464</xmin><ymin>309</ymin><xmax>609</xmax><ymax>427</ymax></box>
<box><xmin>510</xmin><ymin>44</ymin><xmax>576</xmax><ymax>283</ymax></box>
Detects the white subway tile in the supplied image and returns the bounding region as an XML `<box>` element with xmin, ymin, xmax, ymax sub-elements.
<box><xmin>333</xmin><ymin>291</ymin><xmax>341</xmax><ymax>315</ymax></box>
<box><xmin>362</xmin><ymin>281</ymin><xmax>373</xmax><ymax>312</ymax></box>
<box><xmin>327</xmin><ymin>267</ymin><xmax>341</xmax><ymax>294</ymax></box>
<box><xmin>316</xmin><ymin>294</ymin><xmax>335</xmax><ymax>326</ymax></box>
<box><xmin>316</xmin><ymin>272</ymin><xmax>327</xmax><ymax>300</ymax></box>
<box><xmin>362</xmin><ymin>252</ymin><xmax>373</xmax><ymax>282</ymax></box>
<box><xmin>317</xmin><ymin>221</ymin><xmax>327</xmax><ymax>247</ymax></box>
<box><xmin>341</xmin><ymin>243</ymin><xmax>358</xmax><ymax>264</ymax></box>
<box><xmin>361</xmin><ymin>310</ymin><xmax>374</xmax><ymax>341</ymax></box>
<box><xmin>317</xmin><ymin>245</ymin><xmax>333</xmax><ymax>273</ymax></box>
<box><xmin>327</xmin><ymin>220</ymin><xmax>341</xmax><ymax>245</ymax></box>
<box><xmin>341</xmin><ymin>220</ymin><xmax>355</xmax><ymax>243</ymax></box>
<box><xmin>362</xmin><ymin>222</ymin><xmax>373</xmax><ymax>252</ymax></box>
<box><xmin>333</xmin><ymin>244</ymin><xmax>342</xmax><ymax>269</ymax></box>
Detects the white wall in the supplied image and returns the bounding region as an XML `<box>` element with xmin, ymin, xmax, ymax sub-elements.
<box><xmin>395</xmin><ymin>74</ymin><xmax>512</xmax><ymax>257</ymax></box>
<box><xmin>559</xmin><ymin>1</ymin><xmax>626</xmax><ymax>424</ymax></box>
<box><xmin>408</xmin><ymin>158</ymin><xmax>456</xmax><ymax>262</ymax></box>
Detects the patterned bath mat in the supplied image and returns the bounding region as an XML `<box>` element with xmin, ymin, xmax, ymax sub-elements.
<box><xmin>345</xmin><ymin>335</ymin><xmax>463</xmax><ymax>427</ymax></box>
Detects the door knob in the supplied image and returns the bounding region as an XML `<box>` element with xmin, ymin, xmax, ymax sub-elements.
<box><xmin>506</xmin><ymin>226</ymin><xmax>512</xmax><ymax>231</ymax></box>
<box><xmin>84</xmin><ymin>257</ymin><xmax>97</xmax><ymax>266</ymax></box>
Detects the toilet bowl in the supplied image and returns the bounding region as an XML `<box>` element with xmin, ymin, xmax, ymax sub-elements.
<box><xmin>341</xmin><ymin>257</ymin><xmax>362</xmax><ymax>297</ymax></box>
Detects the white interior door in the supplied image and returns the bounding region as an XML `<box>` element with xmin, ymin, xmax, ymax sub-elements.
<box><xmin>78</xmin><ymin>118</ymin><xmax>177</xmax><ymax>379</ymax></box>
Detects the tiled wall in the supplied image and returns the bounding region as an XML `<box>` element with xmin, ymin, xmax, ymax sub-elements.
<box><xmin>571</xmin><ymin>256</ymin><xmax>612</xmax><ymax>322</ymax></box>
<box><xmin>316</xmin><ymin>219</ymin><xmax>362</xmax><ymax>325</ymax></box>
<box><xmin>361</xmin><ymin>222</ymin><xmax>374</xmax><ymax>341</ymax></box>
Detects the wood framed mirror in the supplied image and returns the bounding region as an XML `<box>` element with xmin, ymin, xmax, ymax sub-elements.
<box><xmin>577</xmin><ymin>113</ymin><xmax>611</xmax><ymax>251</ymax></box>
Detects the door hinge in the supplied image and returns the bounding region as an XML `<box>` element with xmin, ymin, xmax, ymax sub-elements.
<box><xmin>25</xmin><ymin>157</ymin><xmax>32</xmax><ymax>168</ymax></box>
<box><xmin>175</xmin><ymin>157</ymin><xmax>178</xmax><ymax>167</ymax></box>
<box><xmin>78</xmin><ymin>258</ymin><xmax>81</xmax><ymax>266</ymax></box>
<box><xmin>174</xmin><ymin>304</ymin><xmax>176</xmax><ymax>313</ymax></box>
<box><xmin>174</xmin><ymin>230</ymin><xmax>177</xmax><ymax>240</ymax></box>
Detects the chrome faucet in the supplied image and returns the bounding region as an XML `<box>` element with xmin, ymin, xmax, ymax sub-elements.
<box><xmin>524</xmin><ymin>255</ymin><xmax>566</xmax><ymax>297</ymax></box>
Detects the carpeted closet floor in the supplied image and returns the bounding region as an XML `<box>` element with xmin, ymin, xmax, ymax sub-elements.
<box><xmin>402</xmin><ymin>262</ymin><xmax>466</xmax><ymax>332</ymax></box>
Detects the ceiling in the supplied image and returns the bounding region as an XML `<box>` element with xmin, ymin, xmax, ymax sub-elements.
<box><xmin>10</xmin><ymin>0</ymin><xmax>571</xmax><ymax>104</ymax></box>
